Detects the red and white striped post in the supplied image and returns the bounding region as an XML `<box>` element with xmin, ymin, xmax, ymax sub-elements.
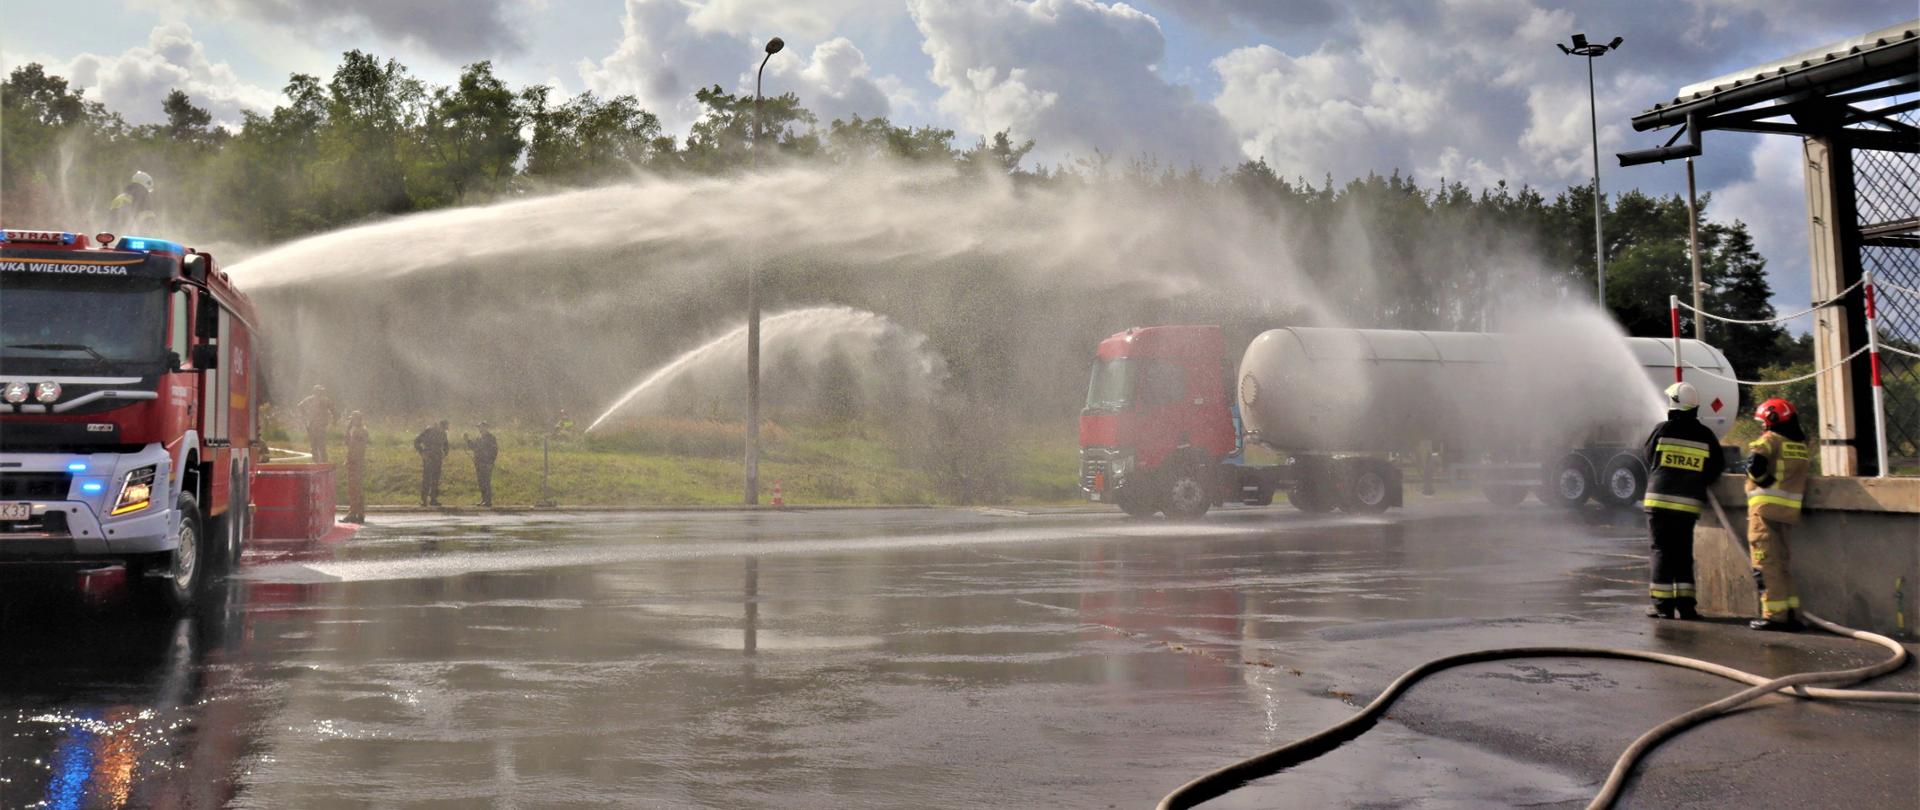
<box><xmin>1864</xmin><ymin>270</ymin><xmax>1889</xmax><ymax>477</ymax></box>
<box><xmin>1669</xmin><ymin>294</ymin><xmax>1683</xmax><ymax>382</ymax></box>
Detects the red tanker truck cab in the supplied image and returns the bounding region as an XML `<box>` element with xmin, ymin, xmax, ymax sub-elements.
<box><xmin>1079</xmin><ymin>326</ymin><xmax>1241</xmax><ymax>517</ymax></box>
<box><xmin>0</xmin><ymin>228</ymin><xmax>265</xmax><ymax>610</ymax></box>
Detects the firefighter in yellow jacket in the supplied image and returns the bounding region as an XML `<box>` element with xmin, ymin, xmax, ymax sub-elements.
<box><xmin>1745</xmin><ymin>397</ymin><xmax>1811</xmax><ymax>632</ymax></box>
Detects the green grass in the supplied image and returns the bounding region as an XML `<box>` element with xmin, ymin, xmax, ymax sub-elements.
<box><xmin>273</xmin><ymin>416</ymin><xmax>1082</xmax><ymax>508</ymax></box>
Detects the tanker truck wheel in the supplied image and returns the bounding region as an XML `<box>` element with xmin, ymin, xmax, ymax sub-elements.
<box><xmin>1288</xmin><ymin>480</ymin><xmax>1334</xmax><ymax>513</ymax></box>
<box><xmin>1598</xmin><ymin>453</ymin><xmax>1648</xmax><ymax>508</ymax></box>
<box><xmin>1162</xmin><ymin>464</ymin><xmax>1214</xmax><ymax>520</ymax></box>
<box><xmin>1115</xmin><ymin>491</ymin><xmax>1159</xmax><ymax>519</ymax></box>
<box><xmin>1540</xmin><ymin>454</ymin><xmax>1596</xmax><ymax>509</ymax></box>
<box><xmin>1341</xmin><ymin>462</ymin><xmax>1394</xmax><ymax>513</ymax></box>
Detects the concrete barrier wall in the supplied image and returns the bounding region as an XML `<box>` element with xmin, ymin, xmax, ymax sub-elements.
<box><xmin>1693</xmin><ymin>476</ymin><xmax>1920</xmax><ymax>638</ymax></box>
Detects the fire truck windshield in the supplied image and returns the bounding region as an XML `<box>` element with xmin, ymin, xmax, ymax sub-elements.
<box><xmin>0</xmin><ymin>276</ymin><xmax>167</xmax><ymax>369</ymax></box>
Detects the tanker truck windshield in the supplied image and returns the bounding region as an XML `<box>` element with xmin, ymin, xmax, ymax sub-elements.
<box><xmin>1085</xmin><ymin>358</ymin><xmax>1135</xmax><ymax>412</ymax></box>
<box><xmin>0</xmin><ymin>277</ymin><xmax>167</xmax><ymax>371</ymax></box>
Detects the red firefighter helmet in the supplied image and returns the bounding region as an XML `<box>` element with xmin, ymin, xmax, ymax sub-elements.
<box><xmin>1754</xmin><ymin>398</ymin><xmax>1796</xmax><ymax>429</ymax></box>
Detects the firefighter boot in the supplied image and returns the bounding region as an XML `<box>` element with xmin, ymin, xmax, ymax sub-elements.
<box><xmin>1673</xmin><ymin>598</ymin><xmax>1700</xmax><ymax>621</ymax></box>
<box><xmin>1645</xmin><ymin>601</ymin><xmax>1675</xmax><ymax>620</ymax></box>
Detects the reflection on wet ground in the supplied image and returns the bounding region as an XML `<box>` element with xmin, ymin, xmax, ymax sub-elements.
<box><xmin>2</xmin><ymin>505</ymin><xmax>1913</xmax><ymax>809</ymax></box>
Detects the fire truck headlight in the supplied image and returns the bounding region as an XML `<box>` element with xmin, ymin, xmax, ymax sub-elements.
<box><xmin>34</xmin><ymin>381</ymin><xmax>61</xmax><ymax>404</ymax></box>
<box><xmin>112</xmin><ymin>466</ymin><xmax>158</xmax><ymax>516</ymax></box>
<box><xmin>1</xmin><ymin>382</ymin><xmax>28</xmax><ymax>404</ymax></box>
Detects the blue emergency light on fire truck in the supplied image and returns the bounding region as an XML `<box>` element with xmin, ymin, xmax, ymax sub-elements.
<box><xmin>0</xmin><ymin>227</ymin><xmax>263</xmax><ymax>610</ymax></box>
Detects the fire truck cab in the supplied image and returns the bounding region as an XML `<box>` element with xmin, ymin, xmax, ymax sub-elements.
<box><xmin>0</xmin><ymin>228</ymin><xmax>261</xmax><ymax>610</ymax></box>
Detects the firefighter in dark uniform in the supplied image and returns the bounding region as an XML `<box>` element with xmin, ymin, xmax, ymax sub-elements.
<box><xmin>1745</xmin><ymin>397</ymin><xmax>1811</xmax><ymax>632</ymax></box>
<box><xmin>466</xmin><ymin>421</ymin><xmax>499</xmax><ymax>507</ymax></box>
<box><xmin>1639</xmin><ymin>382</ymin><xmax>1725</xmax><ymax>620</ymax></box>
<box><xmin>413</xmin><ymin>419</ymin><xmax>450</xmax><ymax>507</ymax></box>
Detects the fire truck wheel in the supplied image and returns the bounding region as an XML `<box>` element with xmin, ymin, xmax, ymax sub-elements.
<box><xmin>136</xmin><ymin>492</ymin><xmax>204</xmax><ymax>613</ymax></box>
<box><xmin>1162</xmin><ymin>464</ymin><xmax>1213</xmax><ymax>520</ymax></box>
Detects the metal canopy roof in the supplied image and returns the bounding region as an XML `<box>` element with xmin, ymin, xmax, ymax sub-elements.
<box><xmin>1619</xmin><ymin>20</ymin><xmax>1918</xmax><ymax>163</ymax></box>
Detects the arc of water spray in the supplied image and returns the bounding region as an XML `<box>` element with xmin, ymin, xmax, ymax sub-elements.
<box><xmin>586</xmin><ymin>306</ymin><xmax>922</xmax><ymax>433</ymax></box>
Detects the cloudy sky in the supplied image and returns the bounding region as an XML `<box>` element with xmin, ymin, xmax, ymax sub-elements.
<box><xmin>5</xmin><ymin>1</ymin><xmax>1913</xmax><ymax>323</ymax></box>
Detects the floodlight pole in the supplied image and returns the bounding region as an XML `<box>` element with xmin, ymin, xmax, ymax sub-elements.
<box><xmin>745</xmin><ymin>36</ymin><xmax>783</xmax><ymax>506</ymax></box>
<box><xmin>1687</xmin><ymin>157</ymin><xmax>1704</xmax><ymax>341</ymax></box>
<box><xmin>1561</xmin><ymin>34</ymin><xmax>1621</xmax><ymax>307</ymax></box>
<box><xmin>1585</xmin><ymin>52</ymin><xmax>1607</xmax><ymax>306</ymax></box>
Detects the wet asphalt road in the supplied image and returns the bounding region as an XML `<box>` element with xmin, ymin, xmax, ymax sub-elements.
<box><xmin>2</xmin><ymin>503</ymin><xmax>1915</xmax><ymax>809</ymax></box>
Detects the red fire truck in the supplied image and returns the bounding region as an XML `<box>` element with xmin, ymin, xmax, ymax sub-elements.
<box><xmin>0</xmin><ymin>228</ymin><xmax>261</xmax><ymax>610</ymax></box>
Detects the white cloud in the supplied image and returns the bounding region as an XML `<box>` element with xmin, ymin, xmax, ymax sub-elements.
<box><xmin>1715</xmin><ymin>135</ymin><xmax>1815</xmax><ymax>327</ymax></box>
<box><xmin>580</xmin><ymin>0</ymin><xmax>899</xmax><ymax>136</ymax></box>
<box><xmin>910</xmin><ymin>0</ymin><xmax>1238</xmax><ymax>166</ymax></box>
<box><xmin>1212</xmin><ymin>0</ymin><xmax>1598</xmax><ymax>189</ymax></box>
<box><xmin>686</xmin><ymin>0</ymin><xmax>899</xmax><ymax>41</ymax></box>
<box><xmin>135</xmin><ymin>0</ymin><xmax>529</xmax><ymax>61</ymax></box>
<box><xmin>59</xmin><ymin>24</ymin><xmax>280</xmax><ymax>127</ymax></box>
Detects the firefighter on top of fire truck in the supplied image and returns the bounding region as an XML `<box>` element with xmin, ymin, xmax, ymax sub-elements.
<box><xmin>108</xmin><ymin>170</ymin><xmax>157</xmax><ymax>232</ymax></box>
<box><xmin>297</xmin><ymin>385</ymin><xmax>340</xmax><ymax>463</ymax></box>
<box><xmin>1639</xmin><ymin>382</ymin><xmax>1725</xmax><ymax>621</ymax></box>
<box><xmin>1745</xmin><ymin>397</ymin><xmax>1811</xmax><ymax>632</ymax></box>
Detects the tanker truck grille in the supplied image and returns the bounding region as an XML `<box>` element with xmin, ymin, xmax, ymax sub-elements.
<box><xmin>1080</xmin><ymin>454</ymin><xmax>1112</xmax><ymax>490</ymax></box>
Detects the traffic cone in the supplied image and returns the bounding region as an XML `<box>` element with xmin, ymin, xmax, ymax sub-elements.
<box><xmin>772</xmin><ymin>481</ymin><xmax>785</xmax><ymax>508</ymax></box>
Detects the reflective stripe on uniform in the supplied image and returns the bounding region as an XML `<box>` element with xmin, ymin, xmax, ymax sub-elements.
<box><xmin>1643</xmin><ymin>494</ymin><xmax>1703</xmax><ymax>513</ymax></box>
<box><xmin>1748</xmin><ymin>487</ymin><xmax>1803</xmax><ymax>510</ymax></box>
<box><xmin>1762</xmin><ymin>598</ymin><xmax>1794</xmax><ymax>613</ymax></box>
<box><xmin>1675</xmin><ymin>582</ymin><xmax>1695</xmax><ymax>596</ymax></box>
<box><xmin>1654</xmin><ymin>439</ymin><xmax>1711</xmax><ymax>472</ymax></box>
<box><xmin>1650</xmin><ymin>587</ymin><xmax>1676</xmax><ymax>599</ymax></box>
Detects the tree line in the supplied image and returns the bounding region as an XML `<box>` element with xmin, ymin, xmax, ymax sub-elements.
<box><xmin>2</xmin><ymin>51</ymin><xmax>1806</xmax><ymax>384</ymax></box>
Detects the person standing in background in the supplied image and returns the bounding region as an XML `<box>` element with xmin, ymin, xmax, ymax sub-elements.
<box><xmin>344</xmin><ymin>411</ymin><xmax>371</xmax><ymax>523</ymax></box>
<box><xmin>466</xmin><ymin>422</ymin><xmax>499</xmax><ymax>507</ymax></box>
<box><xmin>413</xmin><ymin>419</ymin><xmax>450</xmax><ymax>507</ymax></box>
<box><xmin>297</xmin><ymin>385</ymin><xmax>339</xmax><ymax>462</ymax></box>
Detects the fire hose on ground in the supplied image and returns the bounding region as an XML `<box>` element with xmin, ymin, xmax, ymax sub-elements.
<box><xmin>1158</xmin><ymin>496</ymin><xmax>1920</xmax><ymax>810</ymax></box>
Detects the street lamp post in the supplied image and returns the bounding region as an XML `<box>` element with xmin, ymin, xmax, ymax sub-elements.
<box><xmin>1559</xmin><ymin>33</ymin><xmax>1622</xmax><ymax>306</ymax></box>
<box><xmin>745</xmin><ymin>36</ymin><xmax>783</xmax><ymax>506</ymax></box>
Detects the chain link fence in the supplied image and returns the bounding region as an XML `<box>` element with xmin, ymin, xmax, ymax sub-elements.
<box><xmin>1851</xmin><ymin>103</ymin><xmax>1918</xmax><ymax>472</ymax></box>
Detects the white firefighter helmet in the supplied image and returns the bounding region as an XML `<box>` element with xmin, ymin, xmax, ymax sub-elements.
<box><xmin>1664</xmin><ymin>381</ymin><xmax>1700</xmax><ymax>411</ymax></box>
<box><xmin>131</xmin><ymin>170</ymin><xmax>154</xmax><ymax>192</ymax></box>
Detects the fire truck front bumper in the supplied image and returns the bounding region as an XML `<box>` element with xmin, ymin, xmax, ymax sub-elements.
<box><xmin>0</xmin><ymin>503</ymin><xmax>176</xmax><ymax>560</ymax></box>
<box><xmin>0</xmin><ymin>448</ymin><xmax>177</xmax><ymax>561</ymax></box>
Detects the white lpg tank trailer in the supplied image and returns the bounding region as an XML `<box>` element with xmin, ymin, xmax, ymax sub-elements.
<box><xmin>1235</xmin><ymin>327</ymin><xmax>1738</xmax><ymax>509</ymax></box>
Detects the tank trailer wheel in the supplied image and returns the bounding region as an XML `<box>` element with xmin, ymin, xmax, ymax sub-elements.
<box><xmin>1541</xmin><ymin>454</ymin><xmax>1596</xmax><ymax>509</ymax></box>
<box><xmin>1598</xmin><ymin>453</ymin><xmax>1648</xmax><ymax>508</ymax></box>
